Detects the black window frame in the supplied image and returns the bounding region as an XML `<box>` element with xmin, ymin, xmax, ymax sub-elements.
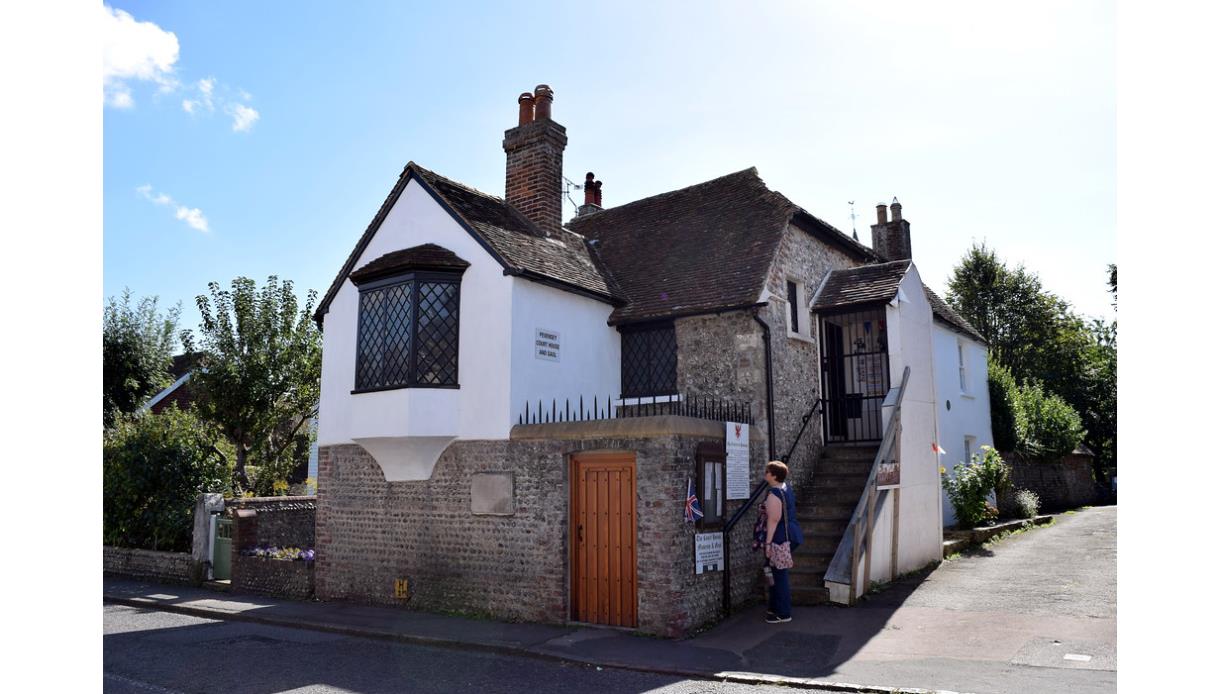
<box><xmin>619</xmin><ymin>321</ymin><xmax>678</xmax><ymax>398</ymax></box>
<box><xmin>694</xmin><ymin>441</ymin><xmax>727</xmax><ymax>529</ymax></box>
<box><xmin>352</xmin><ymin>269</ymin><xmax>463</xmax><ymax>393</ymax></box>
<box><xmin>787</xmin><ymin>280</ymin><xmax>800</xmax><ymax>332</ymax></box>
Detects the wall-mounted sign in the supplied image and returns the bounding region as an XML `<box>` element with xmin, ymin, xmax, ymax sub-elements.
<box><xmin>726</xmin><ymin>421</ymin><xmax>750</xmax><ymax>499</ymax></box>
<box><xmin>694</xmin><ymin>532</ymin><xmax>723</xmax><ymax>574</ymax></box>
<box><xmin>534</xmin><ymin>328</ymin><xmax>561</xmax><ymax>361</ymax></box>
<box><xmin>876</xmin><ymin>460</ymin><xmax>900</xmax><ymax>489</ymax></box>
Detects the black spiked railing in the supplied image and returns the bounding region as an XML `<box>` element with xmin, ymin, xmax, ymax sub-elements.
<box><xmin>517</xmin><ymin>393</ymin><xmax>754</xmax><ymax>426</ymax></box>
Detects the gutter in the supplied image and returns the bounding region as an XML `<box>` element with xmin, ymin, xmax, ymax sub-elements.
<box><xmin>751</xmin><ymin>311</ymin><xmax>778</xmax><ymax>461</ymax></box>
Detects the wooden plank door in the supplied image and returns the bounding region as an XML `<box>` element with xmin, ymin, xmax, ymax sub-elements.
<box><xmin>570</xmin><ymin>453</ymin><xmax>637</xmax><ymax>627</ymax></box>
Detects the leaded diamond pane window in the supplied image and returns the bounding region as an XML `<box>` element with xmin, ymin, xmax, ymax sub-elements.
<box><xmin>354</xmin><ymin>273</ymin><xmax>461</xmax><ymax>390</ymax></box>
<box><xmin>620</xmin><ymin>322</ymin><xmax>677</xmax><ymax>397</ymax></box>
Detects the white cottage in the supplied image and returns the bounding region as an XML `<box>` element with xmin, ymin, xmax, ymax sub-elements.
<box><xmin>310</xmin><ymin>84</ymin><xmax>993</xmax><ymax>633</ymax></box>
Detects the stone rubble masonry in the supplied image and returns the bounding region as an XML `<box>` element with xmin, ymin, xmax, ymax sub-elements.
<box><xmin>999</xmin><ymin>451</ymin><xmax>1099</xmax><ymax>514</ymax></box>
<box><xmin>232</xmin><ymin>555</ymin><xmax>315</xmax><ymax>599</ymax></box>
<box><xmin>104</xmin><ymin>546</ymin><xmax>194</xmax><ymax>585</ymax></box>
<box><xmin>316</xmin><ymin>418</ymin><xmax>768</xmax><ymax>638</ymax></box>
<box><xmin>227</xmin><ymin>496</ymin><xmax>317</xmax><ymax>548</ymax></box>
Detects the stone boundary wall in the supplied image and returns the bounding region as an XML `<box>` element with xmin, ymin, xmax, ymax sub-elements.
<box><xmin>227</xmin><ymin>496</ymin><xmax>316</xmax><ymax>548</ymax></box>
<box><xmin>999</xmin><ymin>451</ymin><xmax>1098</xmax><ymax>514</ymax></box>
<box><xmin>231</xmin><ymin>555</ymin><xmax>315</xmax><ymax>599</ymax></box>
<box><xmin>316</xmin><ymin>418</ymin><xmax>768</xmax><ymax>637</ymax></box>
<box><xmin>103</xmin><ymin>546</ymin><xmax>194</xmax><ymax>584</ymax></box>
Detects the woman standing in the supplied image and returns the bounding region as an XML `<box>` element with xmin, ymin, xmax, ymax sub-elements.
<box><xmin>763</xmin><ymin>461</ymin><xmax>793</xmax><ymax>623</ymax></box>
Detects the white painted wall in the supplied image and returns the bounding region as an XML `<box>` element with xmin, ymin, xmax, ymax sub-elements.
<box><xmin>318</xmin><ymin>176</ymin><xmax>620</xmax><ymax>480</ymax></box>
<box><xmin>932</xmin><ymin>322</ymin><xmax>994</xmax><ymax>526</ymax></box>
<box><xmin>509</xmin><ymin>277</ymin><xmax>619</xmax><ymax>422</ymax></box>
<box><xmin>862</xmin><ymin>264</ymin><xmax>942</xmax><ymax>584</ymax></box>
<box><xmin>318</xmin><ymin>178</ymin><xmax>512</xmax><ymax>478</ymax></box>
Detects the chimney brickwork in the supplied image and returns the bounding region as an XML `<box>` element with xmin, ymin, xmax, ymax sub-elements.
<box><xmin>870</xmin><ymin>198</ymin><xmax>912</xmax><ymax>262</ymax></box>
<box><xmin>504</xmin><ymin>84</ymin><xmax>567</xmax><ymax>236</ymax></box>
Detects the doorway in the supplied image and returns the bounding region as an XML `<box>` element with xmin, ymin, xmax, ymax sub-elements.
<box><xmin>570</xmin><ymin>452</ymin><xmax>638</xmax><ymax>627</ymax></box>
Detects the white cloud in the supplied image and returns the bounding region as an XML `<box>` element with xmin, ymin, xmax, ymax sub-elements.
<box><xmin>181</xmin><ymin>99</ymin><xmax>195</xmax><ymax>114</ymax></box>
<box><xmin>136</xmin><ymin>185</ymin><xmax>210</xmax><ymax>233</ymax></box>
<box><xmin>228</xmin><ymin>103</ymin><xmax>260</xmax><ymax>132</ymax></box>
<box><xmin>102</xmin><ymin>5</ymin><xmax>179</xmax><ymax>108</ymax></box>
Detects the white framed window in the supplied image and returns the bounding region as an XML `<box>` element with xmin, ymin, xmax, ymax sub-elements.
<box><xmin>785</xmin><ymin>279</ymin><xmax>810</xmax><ymax>338</ymax></box>
<box><xmin>964</xmin><ymin>435</ymin><xmax>976</xmax><ymax>465</ymax></box>
<box><xmin>957</xmin><ymin>340</ymin><xmax>967</xmax><ymax>393</ymax></box>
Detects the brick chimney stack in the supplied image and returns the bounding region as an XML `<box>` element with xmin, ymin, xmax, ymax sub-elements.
<box><xmin>870</xmin><ymin>197</ymin><xmax>912</xmax><ymax>262</ymax></box>
<box><xmin>577</xmin><ymin>172</ymin><xmax>603</xmax><ymax>217</ymax></box>
<box><xmin>504</xmin><ymin>84</ymin><xmax>567</xmax><ymax>236</ymax></box>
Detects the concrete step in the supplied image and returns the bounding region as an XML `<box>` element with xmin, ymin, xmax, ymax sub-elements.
<box><xmin>820</xmin><ymin>445</ymin><xmax>880</xmax><ymax>460</ymax></box>
<box><xmin>813</xmin><ymin>458</ymin><xmax>875</xmax><ymax>475</ymax></box>
<box><xmin>792</xmin><ymin>551</ymin><xmax>834</xmax><ymax>573</ymax></box>
<box><xmin>798</xmin><ymin>532</ymin><xmax>845</xmax><ymax>554</ymax></box>
<box><xmin>796</xmin><ymin>502</ymin><xmax>857</xmax><ymax>520</ymax></box>
<box><xmin>798</xmin><ymin>517</ymin><xmax>852</xmax><ymax>534</ymax></box>
<box><xmin>797</xmin><ymin>485</ymin><xmax>866</xmax><ymax>504</ymax></box>
<box><xmin>790</xmin><ymin>584</ymin><xmax>830</xmax><ymax>606</ymax></box>
<box><xmin>808</xmin><ymin>472</ymin><xmax>870</xmax><ymax>489</ymax></box>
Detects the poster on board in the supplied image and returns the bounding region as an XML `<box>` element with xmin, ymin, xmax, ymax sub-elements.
<box><xmin>694</xmin><ymin>532</ymin><xmax>723</xmax><ymax>574</ymax></box>
<box><xmin>726</xmin><ymin>421</ymin><xmax>750</xmax><ymax>499</ymax></box>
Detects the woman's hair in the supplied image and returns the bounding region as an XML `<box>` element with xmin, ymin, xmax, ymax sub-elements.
<box><xmin>765</xmin><ymin>460</ymin><xmax>788</xmax><ymax>483</ymax></box>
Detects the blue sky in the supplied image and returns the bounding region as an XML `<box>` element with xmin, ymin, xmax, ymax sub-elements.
<box><xmin>103</xmin><ymin>1</ymin><xmax>1115</xmax><ymax>337</ymax></box>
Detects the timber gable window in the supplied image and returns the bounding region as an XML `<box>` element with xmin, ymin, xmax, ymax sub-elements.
<box><xmin>350</xmin><ymin>245</ymin><xmax>468</xmax><ymax>392</ymax></box>
<box><xmin>619</xmin><ymin>321</ymin><xmax>678</xmax><ymax>397</ymax></box>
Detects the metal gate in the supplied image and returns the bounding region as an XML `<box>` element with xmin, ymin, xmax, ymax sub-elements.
<box><xmin>212</xmin><ymin>516</ymin><xmax>233</xmax><ymax>581</ymax></box>
<box><xmin>820</xmin><ymin>307</ymin><xmax>890</xmax><ymax>443</ymax></box>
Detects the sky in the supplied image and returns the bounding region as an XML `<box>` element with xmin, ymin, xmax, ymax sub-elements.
<box><xmin>103</xmin><ymin>0</ymin><xmax>1116</xmax><ymax>338</ymax></box>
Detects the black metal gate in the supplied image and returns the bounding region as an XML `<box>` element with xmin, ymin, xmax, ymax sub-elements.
<box><xmin>819</xmin><ymin>307</ymin><xmax>890</xmax><ymax>443</ymax></box>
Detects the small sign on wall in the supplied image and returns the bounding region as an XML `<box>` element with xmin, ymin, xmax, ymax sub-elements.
<box><xmin>726</xmin><ymin>422</ymin><xmax>750</xmax><ymax>500</ymax></box>
<box><xmin>534</xmin><ymin>328</ymin><xmax>561</xmax><ymax>362</ymax></box>
<box><xmin>694</xmin><ymin>532</ymin><xmax>724</xmax><ymax>574</ymax></box>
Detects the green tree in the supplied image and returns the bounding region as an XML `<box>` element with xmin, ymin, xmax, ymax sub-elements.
<box><xmin>1015</xmin><ymin>381</ymin><xmax>1085</xmax><ymax>461</ymax></box>
<box><xmin>103</xmin><ymin>289</ymin><xmax>181</xmax><ymax>428</ymax></box>
<box><xmin>987</xmin><ymin>356</ymin><xmax>1021</xmax><ymax>452</ymax></box>
<box><xmin>181</xmin><ymin>276</ymin><xmax>321</xmax><ymax>490</ymax></box>
<box><xmin>103</xmin><ymin>407</ymin><xmax>231</xmax><ymax>551</ymax></box>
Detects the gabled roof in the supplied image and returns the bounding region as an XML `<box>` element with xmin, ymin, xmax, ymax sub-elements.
<box><xmin>811</xmin><ymin>260</ymin><xmax>913</xmax><ymax>311</ymax></box>
<box><xmin>568</xmin><ymin>167</ymin><xmax>873</xmax><ymax>325</ymax></box>
<box><xmin>313</xmin><ymin>162</ymin><xmax>620</xmax><ymax>327</ymax></box>
<box><xmin>923</xmin><ymin>285</ymin><xmax>987</xmax><ymax>343</ymax></box>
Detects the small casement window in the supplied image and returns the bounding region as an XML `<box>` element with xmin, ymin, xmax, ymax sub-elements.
<box><xmin>964</xmin><ymin>435</ymin><xmax>976</xmax><ymax>465</ymax></box>
<box><xmin>958</xmin><ymin>341</ymin><xmax>967</xmax><ymax>393</ymax></box>
<box><xmin>695</xmin><ymin>442</ymin><xmax>726</xmax><ymax>527</ymax></box>
<box><xmin>786</xmin><ymin>279</ymin><xmax>808</xmax><ymax>337</ymax></box>
<box><xmin>620</xmin><ymin>321</ymin><xmax>677</xmax><ymax>398</ymax></box>
<box><xmin>350</xmin><ymin>244</ymin><xmax>468</xmax><ymax>392</ymax></box>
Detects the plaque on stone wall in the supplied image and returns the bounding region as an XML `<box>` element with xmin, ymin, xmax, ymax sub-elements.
<box><xmin>726</xmin><ymin>422</ymin><xmax>750</xmax><ymax>499</ymax></box>
<box><xmin>470</xmin><ymin>472</ymin><xmax>514</xmax><ymax>515</ymax></box>
<box><xmin>694</xmin><ymin>532</ymin><xmax>723</xmax><ymax>574</ymax></box>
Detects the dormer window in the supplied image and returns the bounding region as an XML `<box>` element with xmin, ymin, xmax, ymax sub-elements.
<box><xmin>350</xmin><ymin>245</ymin><xmax>468</xmax><ymax>392</ymax></box>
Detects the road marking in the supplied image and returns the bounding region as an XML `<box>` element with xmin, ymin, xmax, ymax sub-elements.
<box><xmin>1063</xmin><ymin>653</ymin><xmax>1092</xmax><ymax>662</ymax></box>
<box><xmin>103</xmin><ymin>672</ymin><xmax>188</xmax><ymax>694</ymax></box>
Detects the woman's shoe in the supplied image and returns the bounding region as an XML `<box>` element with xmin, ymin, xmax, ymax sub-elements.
<box><xmin>765</xmin><ymin>614</ymin><xmax>792</xmax><ymax>624</ymax></box>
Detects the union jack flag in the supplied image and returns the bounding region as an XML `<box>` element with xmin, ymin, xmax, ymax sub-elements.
<box><xmin>684</xmin><ymin>478</ymin><xmax>704</xmax><ymax>523</ymax></box>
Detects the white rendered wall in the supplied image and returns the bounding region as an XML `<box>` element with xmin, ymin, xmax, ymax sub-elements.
<box><xmin>317</xmin><ymin>178</ymin><xmax>514</xmax><ymax>476</ymax></box>
<box><xmin>877</xmin><ymin>264</ymin><xmax>943</xmax><ymax>579</ymax></box>
<box><xmin>509</xmin><ymin>277</ymin><xmax>619</xmax><ymax>422</ymax></box>
<box><xmin>932</xmin><ymin>323</ymin><xmax>994</xmax><ymax>526</ymax></box>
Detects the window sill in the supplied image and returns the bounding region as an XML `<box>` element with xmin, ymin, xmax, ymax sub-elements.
<box><xmin>352</xmin><ymin>384</ymin><xmax>461</xmax><ymax>394</ymax></box>
<box><xmin>787</xmin><ymin>331</ymin><xmax>815</xmax><ymax>344</ymax></box>
<box><xmin>959</xmin><ymin>392</ymin><xmax>975</xmax><ymax>400</ymax></box>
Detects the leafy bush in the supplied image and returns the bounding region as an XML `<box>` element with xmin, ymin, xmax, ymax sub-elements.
<box><xmin>103</xmin><ymin>407</ymin><xmax>232</xmax><ymax>551</ymax></box>
<box><xmin>1014</xmin><ymin>489</ymin><xmax>1040</xmax><ymax>519</ymax></box>
<box><xmin>1015</xmin><ymin>381</ymin><xmax>1085</xmax><ymax>461</ymax></box>
<box><xmin>941</xmin><ymin>446</ymin><xmax>1011</xmax><ymax>529</ymax></box>
<box><xmin>988</xmin><ymin>356</ymin><xmax>1021</xmax><ymax>452</ymax></box>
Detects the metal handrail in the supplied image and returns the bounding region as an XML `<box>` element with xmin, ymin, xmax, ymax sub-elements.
<box><xmin>823</xmin><ymin>366</ymin><xmax>911</xmax><ymax>592</ymax></box>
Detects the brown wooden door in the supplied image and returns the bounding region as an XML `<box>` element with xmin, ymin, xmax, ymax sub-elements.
<box><xmin>570</xmin><ymin>453</ymin><xmax>637</xmax><ymax>627</ymax></box>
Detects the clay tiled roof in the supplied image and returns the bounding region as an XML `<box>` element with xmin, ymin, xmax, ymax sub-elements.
<box><xmin>811</xmin><ymin>260</ymin><xmax>913</xmax><ymax>311</ymax></box>
<box><xmin>568</xmin><ymin>168</ymin><xmax>871</xmax><ymax>325</ymax></box>
<box><xmin>349</xmin><ymin>243</ymin><xmax>470</xmax><ymax>283</ymax></box>
<box><xmin>314</xmin><ymin>163</ymin><xmax>619</xmax><ymax>327</ymax></box>
<box><xmin>923</xmin><ymin>284</ymin><xmax>987</xmax><ymax>343</ymax></box>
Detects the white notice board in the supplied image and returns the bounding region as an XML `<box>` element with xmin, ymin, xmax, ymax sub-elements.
<box><xmin>726</xmin><ymin>421</ymin><xmax>750</xmax><ymax>499</ymax></box>
<box><xmin>694</xmin><ymin>532</ymin><xmax>723</xmax><ymax>574</ymax></box>
<box><xmin>534</xmin><ymin>328</ymin><xmax>560</xmax><ymax>361</ymax></box>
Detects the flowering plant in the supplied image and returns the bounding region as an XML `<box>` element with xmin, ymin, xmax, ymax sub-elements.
<box><xmin>240</xmin><ymin>545</ymin><xmax>315</xmax><ymax>561</ymax></box>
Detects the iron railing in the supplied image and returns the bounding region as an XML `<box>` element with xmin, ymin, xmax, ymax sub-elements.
<box><xmin>517</xmin><ymin>393</ymin><xmax>754</xmax><ymax>426</ymax></box>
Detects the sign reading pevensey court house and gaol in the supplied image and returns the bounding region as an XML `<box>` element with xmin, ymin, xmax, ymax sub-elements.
<box><xmin>534</xmin><ymin>328</ymin><xmax>560</xmax><ymax>361</ymax></box>
<box><xmin>726</xmin><ymin>421</ymin><xmax>750</xmax><ymax>499</ymax></box>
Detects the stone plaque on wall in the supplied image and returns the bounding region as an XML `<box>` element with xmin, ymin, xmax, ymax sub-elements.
<box><xmin>471</xmin><ymin>472</ymin><xmax>515</xmax><ymax>515</ymax></box>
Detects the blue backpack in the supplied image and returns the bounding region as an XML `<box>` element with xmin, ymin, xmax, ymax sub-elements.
<box><xmin>784</xmin><ymin>484</ymin><xmax>804</xmax><ymax>550</ymax></box>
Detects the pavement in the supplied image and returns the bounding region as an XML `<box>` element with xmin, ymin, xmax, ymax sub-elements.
<box><xmin>104</xmin><ymin>505</ymin><xmax>1117</xmax><ymax>694</ymax></box>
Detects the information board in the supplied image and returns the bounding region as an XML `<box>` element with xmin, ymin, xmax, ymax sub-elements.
<box><xmin>694</xmin><ymin>532</ymin><xmax>723</xmax><ymax>574</ymax></box>
<box><xmin>726</xmin><ymin>421</ymin><xmax>750</xmax><ymax>499</ymax></box>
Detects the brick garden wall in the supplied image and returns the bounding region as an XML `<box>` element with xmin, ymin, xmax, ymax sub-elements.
<box><xmin>103</xmin><ymin>546</ymin><xmax>194</xmax><ymax>584</ymax></box>
<box><xmin>316</xmin><ymin>418</ymin><xmax>768</xmax><ymax>637</ymax></box>
<box><xmin>999</xmin><ymin>451</ymin><xmax>1098</xmax><ymax>514</ymax></box>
